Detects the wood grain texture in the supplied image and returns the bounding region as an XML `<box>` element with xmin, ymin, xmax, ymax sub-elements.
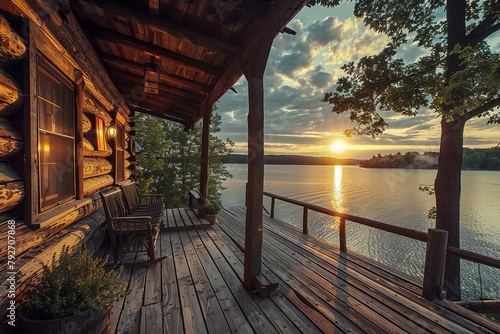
<box><xmin>0</xmin><ymin>15</ymin><xmax>27</xmax><ymax>64</ymax></box>
<box><xmin>83</xmin><ymin>174</ymin><xmax>114</xmax><ymax>195</ymax></box>
<box><xmin>0</xmin><ymin>67</ymin><xmax>23</xmax><ymax>116</ymax></box>
<box><xmin>0</xmin><ymin>116</ymin><xmax>22</xmax><ymax>160</ymax></box>
<box><xmin>83</xmin><ymin>157</ymin><xmax>113</xmax><ymax>178</ymax></box>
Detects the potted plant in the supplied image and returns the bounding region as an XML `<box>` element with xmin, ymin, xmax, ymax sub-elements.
<box><xmin>205</xmin><ymin>199</ymin><xmax>221</xmax><ymax>224</ymax></box>
<box><xmin>18</xmin><ymin>245</ymin><xmax>128</xmax><ymax>334</ymax></box>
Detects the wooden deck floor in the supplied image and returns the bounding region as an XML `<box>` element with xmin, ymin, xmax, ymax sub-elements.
<box><xmin>99</xmin><ymin>206</ymin><xmax>500</xmax><ymax>334</ymax></box>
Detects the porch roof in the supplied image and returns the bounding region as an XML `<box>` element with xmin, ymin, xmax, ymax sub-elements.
<box><xmin>66</xmin><ymin>0</ymin><xmax>310</xmax><ymax>128</ymax></box>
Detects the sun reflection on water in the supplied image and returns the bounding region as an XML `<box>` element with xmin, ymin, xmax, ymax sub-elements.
<box><xmin>332</xmin><ymin>165</ymin><xmax>344</xmax><ymax>213</ymax></box>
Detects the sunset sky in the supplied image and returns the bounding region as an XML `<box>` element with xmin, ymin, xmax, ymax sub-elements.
<box><xmin>215</xmin><ymin>3</ymin><xmax>499</xmax><ymax>159</ymax></box>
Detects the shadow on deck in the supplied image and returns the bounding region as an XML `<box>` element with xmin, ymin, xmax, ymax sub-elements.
<box><xmin>100</xmin><ymin>206</ymin><xmax>500</xmax><ymax>333</ymax></box>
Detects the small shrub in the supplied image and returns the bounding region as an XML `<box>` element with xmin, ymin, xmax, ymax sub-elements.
<box><xmin>21</xmin><ymin>245</ymin><xmax>128</xmax><ymax>320</ymax></box>
<box><xmin>205</xmin><ymin>200</ymin><xmax>222</xmax><ymax>214</ymax></box>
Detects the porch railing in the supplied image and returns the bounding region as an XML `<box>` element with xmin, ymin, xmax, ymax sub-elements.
<box><xmin>263</xmin><ymin>191</ymin><xmax>500</xmax><ymax>301</ymax></box>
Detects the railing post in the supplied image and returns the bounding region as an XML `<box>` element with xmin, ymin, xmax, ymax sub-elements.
<box><xmin>339</xmin><ymin>217</ymin><xmax>347</xmax><ymax>252</ymax></box>
<box><xmin>270</xmin><ymin>197</ymin><xmax>275</xmax><ymax>218</ymax></box>
<box><xmin>302</xmin><ymin>207</ymin><xmax>308</xmax><ymax>234</ymax></box>
<box><xmin>423</xmin><ymin>228</ymin><xmax>448</xmax><ymax>300</ymax></box>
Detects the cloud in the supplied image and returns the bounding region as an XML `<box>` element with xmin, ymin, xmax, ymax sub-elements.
<box><xmin>214</xmin><ymin>9</ymin><xmax>498</xmax><ymax>159</ymax></box>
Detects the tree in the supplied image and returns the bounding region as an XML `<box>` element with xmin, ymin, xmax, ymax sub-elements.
<box><xmin>319</xmin><ymin>0</ymin><xmax>500</xmax><ymax>300</ymax></box>
<box><xmin>134</xmin><ymin>110</ymin><xmax>234</xmax><ymax>207</ymax></box>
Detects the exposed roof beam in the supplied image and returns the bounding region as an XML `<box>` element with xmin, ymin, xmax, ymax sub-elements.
<box><xmin>105</xmin><ymin>67</ymin><xmax>205</xmax><ymax>103</ymax></box>
<box><xmin>74</xmin><ymin>0</ymin><xmax>240</xmax><ymax>56</ymax></box>
<box><xmin>112</xmin><ymin>80</ymin><xmax>200</xmax><ymax>114</ymax></box>
<box><xmin>85</xmin><ymin>25</ymin><xmax>224</xmax><ymax>78</ymax></box>
<box><xmin>100</xmin><ymin>53</ymin><xmax>211</xmax><ymax>94</ymax></box>
<box><xmin>127</xmin><ymin>98</ymin><xmax>194</xmax><ymax>123</ymax></box>
<box><xmin>129</xmin><ymin>104</ymin><xmax>190</xmax><ymax>125</ymax></box>
<box><xmin>203</xmin><ymin>0</ymin><xmax>310</xmax><ymax>111</ymax></box>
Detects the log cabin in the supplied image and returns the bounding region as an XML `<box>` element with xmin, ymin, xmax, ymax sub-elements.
<box><xmin>0</xmin><ymin>0</ymin><xmax>311</xmax><ymax>318</ymax></box>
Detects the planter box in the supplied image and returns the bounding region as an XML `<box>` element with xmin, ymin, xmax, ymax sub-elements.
<box><xmin>18</xmin><ymin>308</ymin><xmax>111</xmax><ymax>334</ymax></box>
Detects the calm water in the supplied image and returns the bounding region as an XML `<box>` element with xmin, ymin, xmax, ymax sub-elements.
<box><xmin>221</xmin><ymin>164</ymin><xmax>500</xmax><ymax>301</ymax></box>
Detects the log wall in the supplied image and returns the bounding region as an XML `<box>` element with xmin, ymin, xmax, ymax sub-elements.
<box><xmin>0</xmin><ymin>15</ymin><xmax>27</xmax><ymax>64</ymax></box>
<box><xmin>0</xmin><ymin>162</ymin><xmax>24</xmax><ymax>214</ymax></box>
<box><xmin>0</xmin><ymin>67</ymin><xmax>23</xmax><ymax>117</ymax></box>
<box><xmin>0</xmin><ymin>6</ymin><xmax>140</xmax><ymax>318</ymax></box>
<box><xmin>0</xmin><ymin>14</ymin><xmax>25</xmax><ymax>221</ymax></box>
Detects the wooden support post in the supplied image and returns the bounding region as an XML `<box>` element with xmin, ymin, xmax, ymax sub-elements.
<box><xmin>243</xmin><ymin>34</ymin><xmax>273</xmax><ymax>291</ymax></box>
<box><xmin>302</xmin><ymin>208</ymin><xmax>308</xmax><ymax>234</ymax></box>
<box><xmin>423</xmin><ymin>228</ymin><xmax>448</xmax><ymax>300</ymax></box>
<box><xmin>75</xmin><ymin>70</ymin><xmax>84</xmax><ymax>200</ymax></box>
<box><xmin>339</xmin><ymin>217</ymin><xmax>347</xmax><ymax>252</ymax></box>
<box><xmin>199</xmin><ymin>105</ymin><xmax>211</xmax><ymax>215</ymax></box>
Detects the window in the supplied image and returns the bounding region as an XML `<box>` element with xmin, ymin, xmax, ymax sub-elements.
<box><xmin>37</xmin><ymin>59</ymin><xmax>75</xmax><ymax>211</ymax></box>
<box><xmin>95</xmin><ymin>116</ymin><xmax>107</xmax><ymax>151</ymax></box>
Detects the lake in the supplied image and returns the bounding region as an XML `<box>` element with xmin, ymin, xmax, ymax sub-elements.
<box><xmin>221</xmin><ymin>164</ymin><xmax>500</xmax><ymax>301</ymax></box>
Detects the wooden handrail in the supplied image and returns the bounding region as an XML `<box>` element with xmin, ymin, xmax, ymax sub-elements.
<box><xmin>263</xmin><ymin>191</ymin><xmax>500</xmax><ymax>270</ymax></box>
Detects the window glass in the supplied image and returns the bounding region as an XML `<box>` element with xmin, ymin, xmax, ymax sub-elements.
<box><xmin>37</xmin><ymin>59</ymin><xmax>75</xmax><ymax>211</ymax></box>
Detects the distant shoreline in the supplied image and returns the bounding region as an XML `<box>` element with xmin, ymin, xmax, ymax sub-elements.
<box><xmin>223</xmin><ymin>147</ymin><xmax>500</xmax><ymax>170</ymax></box>
<box><xmin>222</xmin><ymin>154</ymin><xmax>361</xmax><ymax>166</ymax></box>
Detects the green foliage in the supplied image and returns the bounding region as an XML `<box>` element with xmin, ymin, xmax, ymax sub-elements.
<box><xmin>320</xmin><ymin>0</ymin><xmax>500</xmax><ymax>135</ymax></box>
<box><xmin>360</xmin><ymin>148</ymin><xmax>500</xmax><ymax>170</ymax></box>
<box><xmin>134</xmin><ymin>108</ymin><xmax>234</xmax><ymax>207</ymax></box>
<box><xmin>21</xmin><ymin>245</ymin><xmax>127</xmax><ymax>320</ymax></box>
<box><xmin>205</xmin><ymin>199</ymin><xmax>222</xmax><ymax>215</ymax></box>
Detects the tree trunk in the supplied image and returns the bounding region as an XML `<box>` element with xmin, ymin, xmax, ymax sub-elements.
<box><xmin>434</xmin><ymin>117</ymin><xmax>465</xmax><ymax>301</ymax></box>
<box><xmin>434</xmin><ymin>0</ymin><xmax>467</xmax><ymax>301</ymax></box>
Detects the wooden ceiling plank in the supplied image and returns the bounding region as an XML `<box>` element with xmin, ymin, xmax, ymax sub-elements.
<box><xmin>100</xmin><ymin>53</ymin><xmax>211</xmax><ymax>94</ymax></box>
<box><xmin>127</xmin><ymin>98</ymin><xmax>194</xmax><ymax>122</ymax></box>
<box><xmin>75</xmin><ymin>0</ymin><xmax>239</xmax><ymax>56</ymax></box>
<box><xmin>112</xmin><ymin>78</ymin><xmax>200</xmax><ymax>112</ymax></box>
<box><xmin>85</xmin><ymin>25</ymin><xmax>224</xmax><ymax>78</ymax></box>
<box><xmin>105</xmin><ymin>66</ymin><xmax>204</xmax><ymax>103</ymax></box>
<box><xmin>130</xmin><ymin>104</ymin><xmax>190</xmax><ymax>125</ymax></box>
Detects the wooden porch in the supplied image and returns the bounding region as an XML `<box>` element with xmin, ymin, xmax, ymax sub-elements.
<box><xmin>101</xmin><ymin>206</ymin><xmax>500</xmax><ymax>334</ymax></box>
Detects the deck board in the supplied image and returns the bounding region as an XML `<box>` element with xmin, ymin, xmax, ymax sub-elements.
<box><xmin>97</xmin><ymin>206</ymin><xmax>500</xmax><ymax>334</ymax></box>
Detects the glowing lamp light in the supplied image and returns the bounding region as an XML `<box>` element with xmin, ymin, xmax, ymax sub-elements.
<box><xmin>144</xmin><ymin>59</ymin><xmax>160</xmax><ymax>94</ymax></box>
<box><xmin>107</xmin><ymin>126</ymin><xmax>117</xmax><ymax>138</ymax></box>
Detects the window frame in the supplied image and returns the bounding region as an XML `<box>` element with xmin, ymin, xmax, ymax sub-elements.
<box><xmin>36</xmin><ymin>55</ymin><xmax>76</xmax><ymax>212</ymax></box>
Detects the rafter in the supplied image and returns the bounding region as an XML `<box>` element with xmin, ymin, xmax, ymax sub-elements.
<box><xmin>129</xmin><ymin>103</ymin><xmax>190</xmax><ymax>125</ymax></box>
<box><xmin>113</xmin><ymin>80</ymin><xmax>200</xmax><ymax>115</ymax></box>
<box><xmin>105</xmin><ymin>67</ymin><xmax>204</xmax><ymax>104</ymax></box>
<box><xmin>100</xmin><ymin>53</ymin><xmax>211</xmax><ymax>94</ymax></box>
<box><xmin>85</xmin><ymin>25</ymin><xmax>224</xmax><ymax>78</ymax></box>
<box><xmin>125</xmin><ymin>96</ymin><xmax>196</xmax><ymax>121</ymax></box>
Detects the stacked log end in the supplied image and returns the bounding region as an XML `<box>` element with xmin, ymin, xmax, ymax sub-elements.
<box><xmin>0</xmin><ymin>16</ymin><xmax>26</xmax><ymax>218</ymax></box>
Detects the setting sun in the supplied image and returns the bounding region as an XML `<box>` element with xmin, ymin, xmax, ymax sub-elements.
<box><xmin>330</xmin><ymin>140</ymin><xmax>347</xmax><ymax>154</ymax></box>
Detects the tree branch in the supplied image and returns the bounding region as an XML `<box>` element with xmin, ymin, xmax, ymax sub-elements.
<box><xmin>464</xmin><ymin>97</ymin><xmax>500</xmax><ymax>120</ymax></box>
<box><xmin>464</xmin><ymin>3</ymin><xmax>500</xmax><ymax>46</ymax></box>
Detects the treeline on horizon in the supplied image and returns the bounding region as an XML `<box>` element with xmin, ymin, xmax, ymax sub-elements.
<box><xmin>360</xmin><ymin>147</ymin><xmax>500</xmax><ymax>170</ymax></box>
<box><xmin>222</xmin><ymin>148</ymin><xmax>500</xmax><ymax>170</ymax></box>
<box><xmin>222</xmin><ymin>154</ymin><xmax>361</xmax><ymax>165</ymax></box>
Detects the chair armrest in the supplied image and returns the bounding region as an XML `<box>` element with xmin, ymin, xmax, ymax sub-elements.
<box><xmin>111</xmin><ymin>216</ymin><xmax>152</xmax><ymax>221</ymax></box>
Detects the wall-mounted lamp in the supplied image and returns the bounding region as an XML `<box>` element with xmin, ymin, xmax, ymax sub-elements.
<box><xmin>106</xmin><ymin>125</ymin><xmax>117</xmax><ymax>138</ymax></box>
<box><xmin>144</xmin><ymin>56</ymin><xmax>160</xmax><ymax>94</ymax></box>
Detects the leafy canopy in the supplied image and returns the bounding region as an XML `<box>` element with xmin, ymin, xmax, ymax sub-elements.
<box><xmin>134</xmin><ymin>109</ymin><xmax>234</xmax><ymax>207</ymax></box>
<box><xmin>319</xmin><ymin>0</ymin><xmax>500</xmax><ymax>137</ymax></box>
